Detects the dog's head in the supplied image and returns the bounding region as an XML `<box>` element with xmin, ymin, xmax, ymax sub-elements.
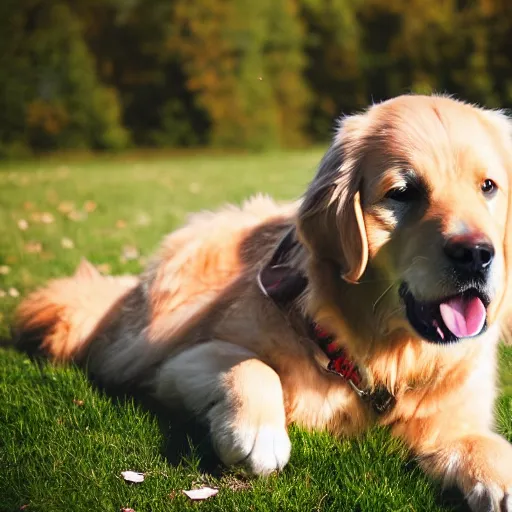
<box><xmin>298</xmin><ymin>95</ymin><xmax>512</xmax><ymax>345</ymax></box>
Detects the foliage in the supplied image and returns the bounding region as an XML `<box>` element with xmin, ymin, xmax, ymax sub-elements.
<box><xmin>170</xmin><ymin>0</ymin><xmax>309</xmax><ymax>149</ymax></box>
<box><xmin>0</xmin><ymin>1</ymin><xmax>128</xmax><ymax>156</ymax></box>
<box><xmin>1</xmin><ymin>0</ymin><xmax>512</xmax><ymax>152</ymax></box>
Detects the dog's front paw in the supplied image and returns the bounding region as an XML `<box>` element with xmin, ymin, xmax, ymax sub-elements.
<box><xmin>466</xmin><ymin>482</ymin><xmax>511</xmax><ymax>512</ymax></box>
<box><xmin>207</xmin><ymin>401</ymin><xmax>291</xmax><ymax>475</ymax></box>
<box><xmin>447</xmin><ymin>434</ymin><xmax>512</xmax><ymax>512</ymax></box>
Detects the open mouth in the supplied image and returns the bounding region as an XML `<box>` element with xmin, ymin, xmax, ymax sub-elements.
<box><xmin>399</xmin><ymin>283</ymin><xmax>489</xmax><ymax>344</ymax></box>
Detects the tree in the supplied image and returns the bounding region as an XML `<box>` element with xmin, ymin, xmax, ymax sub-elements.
<box><xmin>0</xmin><ymin>1</ymin><xmax>128</xmax><ymax>156</ymax></box>
<box><xmin>170</xmin><ymin>0</ymin><xmax>310</xmax><ymax>149</ymax></box>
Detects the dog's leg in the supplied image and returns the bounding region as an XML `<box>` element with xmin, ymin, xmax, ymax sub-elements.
<box><xmin>395</xmin><ymin>418</ymin><xmax>512</xmax><ymax>511</ymax></box>
<box><xmin>152</xmin><ymin>340</ymin><xmax>291</xmax><ymax>475</ymax></box>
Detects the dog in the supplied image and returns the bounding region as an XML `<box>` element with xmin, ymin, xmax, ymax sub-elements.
<box><xmin>13</xmin><ymin>95</ymin><xmax>512</xmax><ymax>511</ymax></box>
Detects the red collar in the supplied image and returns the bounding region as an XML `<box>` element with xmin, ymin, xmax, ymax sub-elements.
<box><xmin>258</xmin><ymin>228</ymin><xmax>395</xmax><ymax>416</ymax></box>
<box><xmin>310</xmin><ymin>322</ymin><xmax>362</xmax><ymax>387</ymax></box>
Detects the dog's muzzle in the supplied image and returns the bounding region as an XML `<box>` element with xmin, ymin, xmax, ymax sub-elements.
<box><xmin>399</xmin><ymin>283</ymin><xmax>490</xmax><ymax>344</ymax></box>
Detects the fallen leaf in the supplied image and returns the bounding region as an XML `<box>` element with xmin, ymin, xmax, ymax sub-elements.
<box><xmin>121</xmin><ymin>245</ymin><xmax>139</xmax><ymax>261</ymax></box>
<box><xmin>182</xmin><ymin>487</ymin><xmax>219</xmax><ymax>501</ymax></box>
<box><xmin>96</xmin><ymin>263</ymin><xmax>111</xmax><ymax>275</ymax></box>
<box><xmin>84</xmin><ymin>200</ymin><xmax>97</xmax><ymax>213</ymax></box>
<box><xmin>68</xmin><ymin>211</ymin><xmax>87</xmax><ymax>222</ymax></box>
<box><xmin>188</xmin><ymin>182</ymin><xmax>201</xmax><ymax>194</ymax></box>
<box><xmin>61</xmin><ymin>237</ymin><xmax>74</xmax><ymax>249</ymax></box>
<box><xmin>73</xmin><ymin>399</ymin><xmax>84</xmax><ymax>406</ymax></box>
<box><xmin>40</xmin><ymin>212</ymin><xmax>54</xmax><ymax>224</ymax></box>
<box><xmin>121</xmin><ymin>471</ymin><xmax>144</xmax><ymax>483</ymax></box>
<box><xmin>23</xmin><ymin>201</ymin><xmax>34</xmax><ymax>210</ymax></box>
<box><xmin>17</xmin><ymin>219</ymin><xmax>29</xmax><ymax>230</ymax></box>
<box><xmin>25</xmin><ymin>241</ymin><xmax>42</xmax><ymax>253</ymax></box>
<box><xmin>8</xmin><ymin>287</ymin><xmax>19</xmax><ymax>298</ymax></box>
<box><xmin>116</xmin><ymin>219</ymin><xmax>127</xmax><ymax>229</ymax></box>
<box><xmin>58</xmin><ymin>201</ymin><xmax>75</xmax><ymax>214</ymax></box>
<box><xmin>19</xmin><ymin>505</ymin><xmax>29</xmax><ymax>511</ymax></box>
<box><xmin>0</xmin><ymin>265</ymin><xmax>10</xmax><ymax>275</ymax></box>
<box><xmin>135</xmin><ymin>212</ymin><xmax>151</xmax><ymax>226</ymax></box>
<box><xmin>30</xmin><ymin>212</ymin><xmax>41</xmax><ymax>222</ymax></box>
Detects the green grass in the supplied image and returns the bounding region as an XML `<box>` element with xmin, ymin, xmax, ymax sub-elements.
<box><xmin>0</xmin><ymin>150</ymin><xmax>511</xmax><ymax>512</ymax></box>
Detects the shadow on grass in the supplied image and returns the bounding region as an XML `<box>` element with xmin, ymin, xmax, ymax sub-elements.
<box><xmin>403</xmin><ymin>459</ymin><xmax>471</xmax><ymax>512</ymax></box>
<box><xmin>5</xmin><ymin>334</ymin><xmax>473</xmax><ymax>512</ymax></box>
<box><xmin>3</xmin><ymin>333</ymin><xmax>225</xmax><ymax>477</ymax></box>
<box><xmin>6</xmin><ymin>329</ymin><xmax>475</xmax><ymax>511</ymax></box>
<box><xmin>92</xmin><ymin>380</ymin><xmax>225</xmax><ymax>476</ymax></box>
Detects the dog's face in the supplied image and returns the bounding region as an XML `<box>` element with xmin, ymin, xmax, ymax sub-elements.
<box><xmin>299</xmin><ymin>95</ymin><xmax>512</xmax><ymax>344</ymax></box>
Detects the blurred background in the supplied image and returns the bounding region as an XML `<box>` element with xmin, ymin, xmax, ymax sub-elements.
<box><xmin>1</xmin><ymin>0</ymin><xmax>512</xmax><ymax>158</ymax></box>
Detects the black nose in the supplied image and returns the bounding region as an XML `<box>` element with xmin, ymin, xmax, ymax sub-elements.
<box><xmin>444</xmin><ymin>237</ymin><xmax>495</xmax><ymax>274</ymax></box>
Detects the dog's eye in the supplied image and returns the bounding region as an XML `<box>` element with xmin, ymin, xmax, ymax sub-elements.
<box><xmin>481</xmin><ymin>179</ymin><xmax>497</xmax><ymax>198</ymax></box>
<box><xmin>384</xmin><ymin>185</ymin><xmax>420</xmax><ymax>202</ymax></box>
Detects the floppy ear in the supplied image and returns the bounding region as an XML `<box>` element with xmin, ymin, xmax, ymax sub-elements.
<box><xmin>297</xmin><ymin>114</ymin><xmax>369</xmax><ymax>283</ymax></box>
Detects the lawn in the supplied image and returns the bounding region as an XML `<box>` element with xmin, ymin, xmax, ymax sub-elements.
<box><xmin>0</xmin><ymin>150</ymin><xmax>511</xmax><ymax>512</ymax></box>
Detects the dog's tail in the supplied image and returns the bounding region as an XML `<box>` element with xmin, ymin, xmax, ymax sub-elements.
<box><xmin>13</xmin><ymin>259</ymin><xmax>138</xmax><ymax>361</ymax></box>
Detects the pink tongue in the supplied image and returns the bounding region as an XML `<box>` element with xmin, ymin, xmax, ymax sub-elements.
<box><xmin>439</xmin><ymin>296</ymin><xmax>486</xmax><ymax>338</ymax></box>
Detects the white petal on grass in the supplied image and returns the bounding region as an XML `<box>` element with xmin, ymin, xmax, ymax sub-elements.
<box><xmin>121</xmin><ymin>471</ymin><xmax>145</xmax><ymax>483</ymax></box>
<box><xmin>182</xmin><ymin>487</ymin><xmax>219</xmax><ymax>500</ymax></box>
<box><xmin>0</xmin><ymin>265</ymin><xmax>10</xmax><ymax>275</ymax></box>
<box><xmin>61</xmin><ymin>237</ymin><xmax>74</xmax><ymax>249</ymax></box>
<box><xmin>8</xmin><ymin>288</ymin><xmax>19</xmax><ymax>298</ymax></box>
<box><xmin>135</xmin><ymin>212</ymin><xmax>151</xmax><ymax>226</ymax></box>
<box><xmin>0</xmin><ymin>290</ymin><xmax>6</xmax><ymax>298</ymax></box>
<box><xmin>17</xmin><ymin>219</ymin><xmax>28</xmax><ymax>230</ymax></box>
<box><xmin>122</xmin><ymin>245</ymin><xmax>139</xmax><ymax>261</ymax></box>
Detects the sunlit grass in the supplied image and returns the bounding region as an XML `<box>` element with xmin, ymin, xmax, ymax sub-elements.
<box><xmin>0</xmin><ymin>150</ymin><xmax>510</xmax><ymax>511</ymax></box>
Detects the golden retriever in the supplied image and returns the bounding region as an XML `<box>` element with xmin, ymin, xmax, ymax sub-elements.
<box><xmin>14</xmin><ymin>95</ymin><xmax>512</xmax><ymax>511</ymax></box>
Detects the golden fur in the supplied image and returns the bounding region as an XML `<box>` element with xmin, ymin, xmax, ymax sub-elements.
<box><xmin>13</xmin><ymin>95</ymin><xmax>512</xmax><ymax>511</ymax></box>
